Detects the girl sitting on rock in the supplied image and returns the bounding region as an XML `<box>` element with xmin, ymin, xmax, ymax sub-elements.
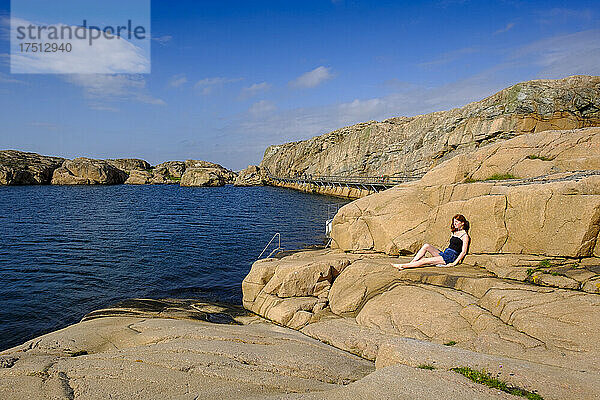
<box><xmin>392</xmin><ymin>214</ymin><xmax>470</xmax><ymax>270</ymax></box>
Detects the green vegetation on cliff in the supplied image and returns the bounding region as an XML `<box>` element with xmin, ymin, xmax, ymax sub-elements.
<box><xmin>451</xmin><ymin>367</ymin><xmax>544</xmax><ymax>400</ymax></box>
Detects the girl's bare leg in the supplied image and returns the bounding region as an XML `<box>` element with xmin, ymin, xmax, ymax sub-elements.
<box><xmin>392</xmin><ymin>256</ymin><xmax>445</xmax><ymax>270</ymax></box>
<box><xmin>411</xmin><ymin>244</ymin><xmax>441</xmax><ymax>262</ymax></box>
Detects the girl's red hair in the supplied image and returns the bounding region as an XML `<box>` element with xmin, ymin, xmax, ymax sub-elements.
<box><xmin>451</xmin><ymin>214</ymin><xmax>469</xmax><ymax>232</ymax></box>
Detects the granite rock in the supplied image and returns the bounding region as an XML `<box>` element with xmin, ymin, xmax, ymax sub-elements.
<box><xmin>51</xmin><ymin>158</ymin><xmax>127</xmax><ymax>185</ymax></box>
<box><xmin>0</xmin><ymin>150</ymin><xmax>64</xmax><ymax>185</ymax></box>
<box><xmin>261</xmin><ymin>75</ymin><xmax>600</xmax><ymax>179</ymax></box>
<box><xmin>331</xmin><ymin>128</ymin><xmax>600</xmax><ymax>258</ymax></box>
<box><xmin>0</xmin><ymin>300</ymin><xmax>374</xmax><ymax>400</ymax></box>
<box><xmin>105</xmin><ymin>158</ymin><xmax>151</xmax><ymax>173</ymax></box>
<box><xmin>234</xmin><ymin>165</ymin><xmax>268</xmax><ymax>186</ymax></box>
<box><xmin>242</xmin><ymin>249</ymin><xmax>600</xmax><ymax>399</ymax></box>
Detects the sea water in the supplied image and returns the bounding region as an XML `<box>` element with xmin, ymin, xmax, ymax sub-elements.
<box><xmin>0</xmin><ymin>184</ymin><xmax>349</xmax><ymax>351</ymax></box>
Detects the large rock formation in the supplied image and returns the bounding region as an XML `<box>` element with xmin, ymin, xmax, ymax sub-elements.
<box><xmin>180</xmin><ymin>167</ymin><xmax>227</xmax><ymax>186</ymax></box>
<box><xmin>144</xmin><ymin>161</ymin><xmax>186</xmax><ymax>184</ymax></box>
<box><xmin>124</xmin><ymin>169</ymin><xmax>154</xmax><ymax>185</ymax></box>
<box><xmin>1</xmin><ymin>298</ymin><xmax>543</xmax><ymax>399</ymax></box>
<box><xmin>180</xmin><ymin>160</ymin><xmax>237</xmax><ymax>187</ymax></box>
<box><xmin>234</xmin><ymin>165</ymin><xmax>268</xmax><ymax>186</ymax></box>
<box><xmin>105</xmin><ymin>159</ymin><xmax>153</xmax><ymax>185</ymax></box>
<box><xmin>242</xmin><ymin>249</ymin><xmax>600</xmax><ymax>400</ymax></box>
<box><xmin>0</xmin><ymin>299</ymin><xmax>375</xmax><ymax>399</ymax></box>
<box><xmin>105</xmin><ymin>158</ymin><xmax>151</xmax><ymax>173</ymax></box>
<box><xmin>0</xmin><ymin>150</ymin><xmax>64</xmax><ymax>185</ymax></box>
<box><xmin>331</xmin><ymin>127</ymin><xmax>600</xmax><ymax>258</ymax></box>
<box><xmin>51</xmin><ymin>158</ymin><xmax>127</xmax><ymax>185</ymax></box>
<box><xmin>0</xmin><ymin>153</ymin><xmax>238</xmax><ymax>187</ymax></box>
<box><xmin>242</xmin><ymin>125</ymin><xmax>600</xmax><ymax>400</ymax></box>
<box><xmin>260</xmin><ymin>75</ymin><xmax>600</xmax><ymax>178</ymax></box>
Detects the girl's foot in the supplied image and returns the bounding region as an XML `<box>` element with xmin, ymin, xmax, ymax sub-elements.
<box><xmin>392</xmin><ymin>263</ymin><xmax>405</xmax><ymax>270</ymax></box>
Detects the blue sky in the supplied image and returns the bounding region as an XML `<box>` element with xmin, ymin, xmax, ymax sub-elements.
<box><xmin>1</xmin><ymin>0</ymin><xmax>599</xmax><ymax>170</ymax></box>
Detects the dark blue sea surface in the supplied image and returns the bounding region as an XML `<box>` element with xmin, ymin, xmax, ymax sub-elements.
<box><xmin>0</xmin><ymin>185</ymin><xmax>349</xmax><ymax>351</ymax></box>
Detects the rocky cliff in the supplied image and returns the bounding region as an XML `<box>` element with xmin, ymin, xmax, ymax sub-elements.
<box><xmin>0</xmin><ymin>150</ymin><xmax>64</xmax><ymax>185</ymax></box>
<box><xmin>260</xmin><ymin>75</ymin><xmax>600</xmax><ymax>178</ymax></box>
<box><xmin>234</xmin><ymin>165</ymin><xmax>268</xmax><ymax>186</ymax></box>
<box><xmin>242</xmin><ymin>125</ymin><xmax>600</xmax><ymax>400</ymax></box>
<box><xmin>331</xmin><ymin>127</ymin><xmax>600</xmax><ymax>257</ymax></box>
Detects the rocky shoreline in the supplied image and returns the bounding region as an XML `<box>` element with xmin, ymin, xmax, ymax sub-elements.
<box><xmin>239</xmin><ymin>125</ymin><xmax>600</xmax><ymax>399</ymax></box>
<box><xmin>0</xmin><ymin>298</ymin><xmax>558</xmax><ymax>400</ymax></box>
<box><xmin>2</xmin><ymin>126</ymin><xmax>599</xmax><ymax>399</ymax></box>
<box><xmin>0</xmin><ymin>152</ymin><xmax>268</xmax><ymax>187</ymax></box>
<box><xmin>2</xmin><ymin>75</ymin><xmax>600</xmax><ymax>398</ymax></box>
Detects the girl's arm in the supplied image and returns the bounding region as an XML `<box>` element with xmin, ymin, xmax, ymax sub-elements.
<box><xmin>447</xmin><ymin>235</ymin><xmax>469</xmax><ymax>267</ymax></box>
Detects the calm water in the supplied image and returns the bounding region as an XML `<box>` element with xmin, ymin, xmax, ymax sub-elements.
<box><xmin>0</xmin><ymin>185</ymin><xmax>349</xmax><ymax>351</ymax></box>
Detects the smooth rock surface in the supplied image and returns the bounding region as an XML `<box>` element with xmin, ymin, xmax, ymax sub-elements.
<box><xmin>242</xmin><ymin>249</ymin><xmax>600</xmax><ymax>399</ymax></box>
<box><xmin>51</xmin><ymin>158</ymin><xmax>127</xmax><ymax>185</ymax></box>
<box><xmin>0</xmin><ymin>299</ymin><xmax>374</xmax><ymax>400</ymax></box>
<box><xmin>270</xmin><ymin>363</ymin><xmax>518</xmax><ymax>400</ymax></box>
<box><xmin>331</xmin><ymin>128</ymin><xmax>600</xmax><ymax>258</ymax></box>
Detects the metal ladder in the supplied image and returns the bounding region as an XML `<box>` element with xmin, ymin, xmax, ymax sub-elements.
<box><xmin>325</xmin><ymin>203</ymin><xmax>342</xmax><ymax>248</ymax></box>
<box><xmin>258</xmin><ymin>232</ymin><xmax>282</xmax><ymax>260</ymax></box>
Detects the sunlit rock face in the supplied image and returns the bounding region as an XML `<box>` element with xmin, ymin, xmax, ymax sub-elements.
<box><xmin>261</xmin><ymin>75</ymin><xmax>600</xmax><ymax>179</ymax></box>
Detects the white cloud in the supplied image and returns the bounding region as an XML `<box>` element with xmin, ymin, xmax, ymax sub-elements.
<box><xmin>494</xmin><ymin>22</ymin><xmax>515</xmax><ymax>35</ymax></box>
<box><xmin>511</xmin><ymin>29</ymin><xmax>600</xmax><ymax>78</ymax></box>
<box><xmin>337</xmin><ymin>98</ymin><xmax>385</xmax><ymax>121</ymax></box>
<box><xmin>248</xmin><ymin>100</ymin><xmax>276</xmax><ymax>115</ymax></box>
<box><xmin>289</xmin><ymin>66</ymin><xmax>334</xmax><ymax>88</ymax></box>
<box><xmin>9</xmin><ymin>17</ymin><xmax>150</xmax><ymax>74</ymax></box>
<box><xmin>236</xmin><ymin>84</ymin><xmax>482</xmax><ymax>147</ymax></box>
<box><xmin>65</xmin><ymin>74</ymin><xmax>166</xmax><ymax>108</ymax></box>
<box><xmin>130</xmin><ymin>28</ymin><xmax>600</xmax><ymax>170</ymax></box>
<box><xmin>0</xmin><ymin>14</ymin><xmax>9</xmax><ymax>41</ymax></box>
<box><xmin>231</xmin><ymin>29</ymin><xmax>600</xmax><ymax>153</ymax></box>
<box><xmin>168</xmin><ymin>73</ymin><xmax>188</xmax><ymax>88</ymax></box>
<box><xmin>240</xmin><ymin>82</ymin><xmax>271</xmax><ymax>98</ymax></box>
<box><xmin>194</xmin><ymin>77</ymin><xmax>243</xmax><ymax>95</ymax></box>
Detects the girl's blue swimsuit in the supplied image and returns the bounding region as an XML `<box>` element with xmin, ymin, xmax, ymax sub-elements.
<box><xmin>440</xmin><ymin>248</ymin><xmax>459</xmax><ymax>264</ymax></box>
<box><xmin>441</xmin><ymin>233</ymin><xmax>465</xmax><ymax>264</ymax></box>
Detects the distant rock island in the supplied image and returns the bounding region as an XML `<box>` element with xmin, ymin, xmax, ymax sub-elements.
<box><xmin>0</xmin><ymin>152</ymin><xmax>263</xmax><ymax>187</ymax></box>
